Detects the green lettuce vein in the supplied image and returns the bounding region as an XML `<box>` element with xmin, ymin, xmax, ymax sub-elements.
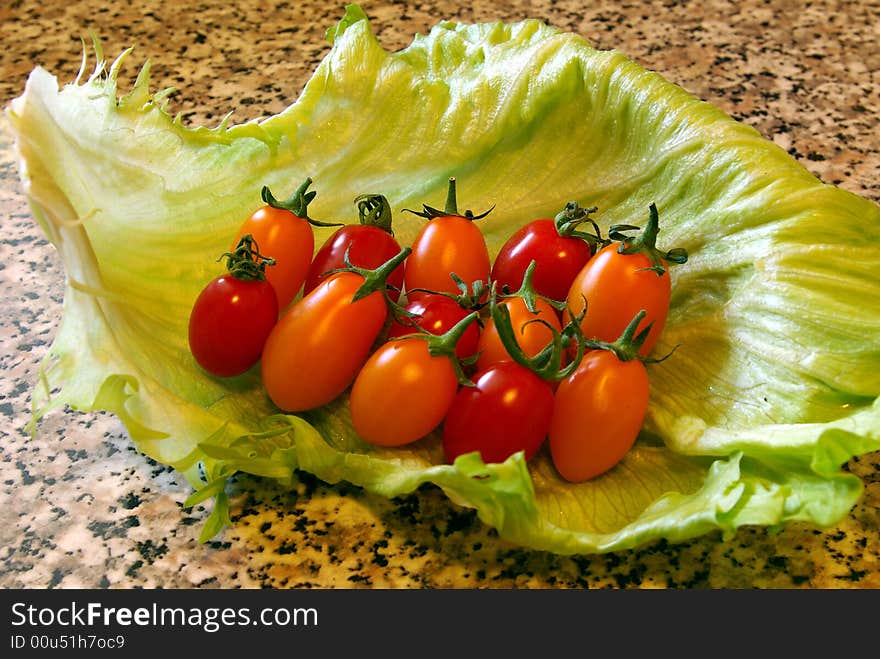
<box><xmin>7</xmin><ymin>4</ymin><xmax>880</xmax><ymax>554</ymax></box>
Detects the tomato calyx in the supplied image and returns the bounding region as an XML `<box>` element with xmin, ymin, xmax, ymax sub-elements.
<box><xmin>608</xmin><ymin>203</ymin><xmax>689</xmax><ymax>276</ymax></box>
<box><xmin>261</xmin><ymin>178</ymin><xmax>344</xmax><ymax>228</ymax></box>
<box><xmin>500</xmin><ymin>259</ymin><xmax>568</xmax><ymax>313</ymax></box>
<box><xmin>488</xmin><ymin>286</ymin><xmax>587</xmax><ymax>382</ymax></box>
<box><xmin>404</xmin><ymin>176</ymin><xmax>494</xmax><ymax>222</ymax></box>
<box><xmin>324</xmin><ymin>245</ymin><xmax>415</xmax><ymax>321</ymax></box>
<box><xmin>355</xmin><ymin>193</ymin><xmax>395</xmax><ymax>234</ymax></box>
<box><xmin>406</xmin><ymin>271</ymin><xmax>490</xmax><ymax>313</ymax></box>
<box><xmin>580</xmin><ymin>309</ymin><xmax>652</xmax><ymax>362</ymax></box>
<box><xmin>219</xmin><ymin>234</ymin><xmax>275</xmax><ymax>281</ymax></box>
<box><xmin>579</xmin><ymin>308</ymin><xmax>680</xmax><ymax>365</ymax></box>
<box><xmin>554</xmin><ymin>201</ymin><xmax>609</xmax><ymax>253</ymax></box>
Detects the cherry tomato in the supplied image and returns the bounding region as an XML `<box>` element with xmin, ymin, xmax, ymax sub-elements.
<box><xmin>260</xmin><ymin>249</ymin><xmax>408</xmax><ymax>412</ymax></box>
<box><xmin>564</xmin><ymin>205</ymin><xmax>686</xmax><ymax>357</ymax></box>
<box><xmin>188</xmin><ymin>237</ymin><xmax>278</xmax><ymax>378</ymax></box>
<box><xmin>548</xmin><ymin>349</ymin><xmax>649</xmax><ymax>482</ymax></box>
<box><xmin>405</xmin><ymin>216</ymin><xmax>490</xmax><ymax>298</ymax></box>
<box><xmin>387</xmin><ymin>293</ymin><xmax>480</xmax><ymax>359</ymax></box>
<box><xmin>565</xmin><ymin>245</ymin><xmax>669</xmax><ymax>357</ymax></box>
<box><xmin>476</xmin><ymin>295</ymin><xmax>562</xmax><ymax>371</ymax></box>
<box><xmin>491</xmin><ymin>217</ymin><xmax>593</xmax><ymax>303</ymax></box>
<box><xmin>403</xmin><ymin>178</ymin><xmax>491</xmax><ymax>300</ymax></box>
<box><xmin>233</xmin><ymin>180</ymin><xmax>338</xmax><ymax>310</ymax></box>
<box><xmin>350</xmin><ymin>337</ymin><xmax>460</xmax><ymax>447</ymax></box>
<box><xmin>443</xmin><ymin>361</ymin><xmax>555</xmax><ymax>464</ymax></box>
<box><xmin>303</xmin><ymin>194</ymin><xmax>405</xmax><ymax>301</ymax></box>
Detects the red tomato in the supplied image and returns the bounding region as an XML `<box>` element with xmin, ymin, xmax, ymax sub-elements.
<box><xmin>548</xmin><ymin>349</ymin><xmax>649</xmax><ymax>482</ymax></box>
<box><xmin>491</xmin><ymin>218</ymin><xmax>593</xmax><ymax>302</ymax></box>
<box><xmin>188</xmin><ymin>237</ymin><xmax>278</xmax><ymax>378</ymax></box>
<box><xmin>564</xmin><ymin>204</ymin><xmax>686</xmax><ymax>357</ymax></box>
<box><xmin>233</xmin><ymin>180</ymin><xmax>337</xmax><ymax>310</ymax></box>
<box><xmin>476</xmin><ymin>295</ymin><xmax>562</xmax><ymax>371</ymax></box>
<box><xmin>260</xmin><ymin>268</ymin><xmax>394</xmax><ymax>412</ymax></box>
<box><xmin>386</xmin><ymin>293</ymin><xmax>480</xmax><ymax>359</ymax></box>
<box><xmin>303</xmin><ymin>194</ymin><xmax>405</xmax><ymax>301</ymax></box>
<box><xmin>188</xmin><ymin>276</ymin><xmax>278</xmax><ymax>377</ymax></box>
<box><xmin>350</xmin><ymin>337</ymin><xmax>460</xmax><ymax>447</ymax></box>
<box><xmin>442</xmin><ymin>361</ymin><xmax>555</xmax><ymax>464</ymax></box>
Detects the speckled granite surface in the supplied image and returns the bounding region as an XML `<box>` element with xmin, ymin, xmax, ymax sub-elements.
<box><xmin>1</xmin><ymin>0</ymin><xmax>878</xmax><ymax>589</ymax></box>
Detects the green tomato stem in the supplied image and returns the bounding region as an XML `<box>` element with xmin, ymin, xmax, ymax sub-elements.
<box><xmin>553</xmin><ymin>201</ymin><xmax>608</xmax><ymax>252</ymax></box>
<box><xmin>405</xmin><ymin>272</ymin><xmax>490</xmax><ymax>312</ymax></box>
<box><xmin>397</xmin><ymin>311</ymin><xmax>480</xmax><ymax>386</ymax></box>
<box><xmin>345</xmin><ymin>246</ymin><xmax>411</xmax><ymax>299</ymax></box>
<box><xmin>403</xmin><ymin>176</ymin><xmax>494</xmax><ymax>222</ymax></box>
<box><xmin>501</xmin><ymin>259</ymin><xmax>567</xmax><ymax>311</ymax></box>
<box><xmin>261</xmin><ymin>179</ymin><xmax>343</xmax><ymax>228</ymax></box>
<box><xmin>219</xmin><ymin>233</ymin><xmax>275</xmax><ymax>281</ymax></box>
<box><xmin>444</xmin><ymin>176</ymin><xmax>459</xmax><ymax>215</ymax></box>
<box><xmin>488</xmin><ymin>292</ymin><xmax>585</xmax><ymax>382</ymax></box>
<box><xmin>427</xmin><ymin>311</ymin><xmax>479</xmax><ymax>357</ymax></box>
<box><xmin>355</xmin><ymin>193</ymin><xmax>394</xmax><ymax>234</ymax></box>
<box><xmin>609</xmin><ymin>203</ymin><xmax>688</xmax><ymax>275</ymax></box>
<box><xmin>578</xmin><ymin>309</ymin><xmax>651</xmax><ymax>362</ymax></box>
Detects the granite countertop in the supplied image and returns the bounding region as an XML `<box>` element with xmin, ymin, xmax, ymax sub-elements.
<box><xmin>1</xmin><ymin>0</ymin><xmax>878</xmax><ymax>589</ymax></box>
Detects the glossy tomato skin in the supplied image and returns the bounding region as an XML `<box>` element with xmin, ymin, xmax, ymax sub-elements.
<box><xmin>548</xmin><ymin>350</ymin><xmax>649</xmax><ymax>482</ymax></box>
<box><xmin>233</xmin><ymin>205</ymin><xmax>315</xmax><ymax>311</ymax></box>
<box><xmin>387</xmin><ymin>293</ymin><xmax>480</xmax><ymax>359</ymax></box>
<box><xmin>350</xmin><ymin>337</ymin><xmax>459</xmax><ymax>447</ymax></box>
<box><xmin>260</xmin><ymin>272</ymin><xmax>388</xmax><ymax>412</ymax></box>
<box><xmin>491</xmin><ymin>219</ymin><xmax>592</xmax><ymax>302</ymax></box>
<box><xmin>476</xmin><ymin>296</ymin><xmax>562</xmax><ymax>372</ymax></box>
<box><xmin>188</xmin><ymin>275</ymin><xmax>278</xmax><ymax>378</ymax></box>
<box><xmin>303</xmin><ymin>225</ymin><xmax>405</xmax><ymax>301</ymax></box>
<box><xmin>565</xmin><ymin>244</ymin><xmax>671</xmax><ymax>357</ymax></box>
<box><xmin>443</xmin><ymin>361</ymin><xmax>554</xmax><ymax>464</ymax></box>
<box><xmin>404</xmin><ymin>216</ymin><xmax>490</xmax><ymax>299</ymax></box>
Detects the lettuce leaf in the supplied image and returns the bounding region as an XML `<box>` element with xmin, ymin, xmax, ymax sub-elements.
<box><xmin>7</xmin><ymin>4</ymin><xmax>880</xmax><ymax>554</ymax></box>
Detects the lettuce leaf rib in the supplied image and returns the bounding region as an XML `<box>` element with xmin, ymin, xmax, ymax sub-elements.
<box><xmin>8</xmin><ymin>5</ymin><xmax>879</xmax><ymax>554</ymax></box>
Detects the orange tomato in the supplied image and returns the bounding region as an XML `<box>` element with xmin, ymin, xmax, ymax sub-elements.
<box><xmin>564</xmin><ymin>203</ymin><xmax>686</xmax><ymax>357</ymax></box>
<box><xmin>260</xmin><ymin>271</ymin><xmax>389</xmax><ymax>412</ymax></box>
<box><xmin>548</xmin><ymin>349</ymin><xmax>649</xmax><ymax>482</ymax></box>
<box><xmin>565</xmin><ymin>243</ymin><xmax>671</xmax><ymax>357</ymax></box>
<box><xmin>404</xmin><ymin>215</ymin><xmax>490</xmax><ymax>299</ymax></box>
<box><xmin>350</xmin><ymin>337</ymin><xmax>460</xmax><ymax>447</ymax></box>
<box><xmin>233</xmin><ymin>180</ymin><xmax>339</xmax><ymax>310</ymax></box>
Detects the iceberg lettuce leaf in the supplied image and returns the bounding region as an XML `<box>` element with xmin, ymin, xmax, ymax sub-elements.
<box><xmin>7</xmin><ymin>5</ymin><xmax>880</xmax><ymax>555</ymax></box>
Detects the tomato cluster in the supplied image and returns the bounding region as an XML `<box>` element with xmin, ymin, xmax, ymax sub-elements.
<box><xmin>188</xmin><ymin>177</ymin><xmax>687</xmax><ymax>482</ymax></box>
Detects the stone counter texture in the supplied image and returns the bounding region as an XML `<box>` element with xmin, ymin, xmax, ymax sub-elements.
<box><xmin>1</xmin><ymin>0</ymin><xmax>878</xmax><ymax>588</ymax></box>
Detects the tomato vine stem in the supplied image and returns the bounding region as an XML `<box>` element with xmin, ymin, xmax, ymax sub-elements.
<box><xmin>403</xmin><ymin>176</ymin><xmax>495</xmax><ymax>221</ymax></box>
<box><xmin>488</xmin><ymin>285</ymin><xmax>586</xmax><ymax>382</ymax></box>
<box><xmin>261</xmin><ymin>178</ymin><xmax>344</xmax><ymax>228</ymax></box>
<box><xmin>609</xmin><ymin>203</ymin><xmax>688</xmax><ymax>275</ymax></box>
<box><xmin>554</xmin><ymin>201</ymin><xmax>609</xmax><ymax>253</ymax></box>
<box><xmin>499</xmin><ymin>259</ymin><xmax>567</xmax><ymax>312</ymax></box>
<box><xmin>218</xmin><ymin>233</ymin><xmax>275</xmax><ymax>281</ymax></box>
<box><xmin>355</xmin><ymin>193</ymin><xmax>394</xmax><ymax>234</ymax></box>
